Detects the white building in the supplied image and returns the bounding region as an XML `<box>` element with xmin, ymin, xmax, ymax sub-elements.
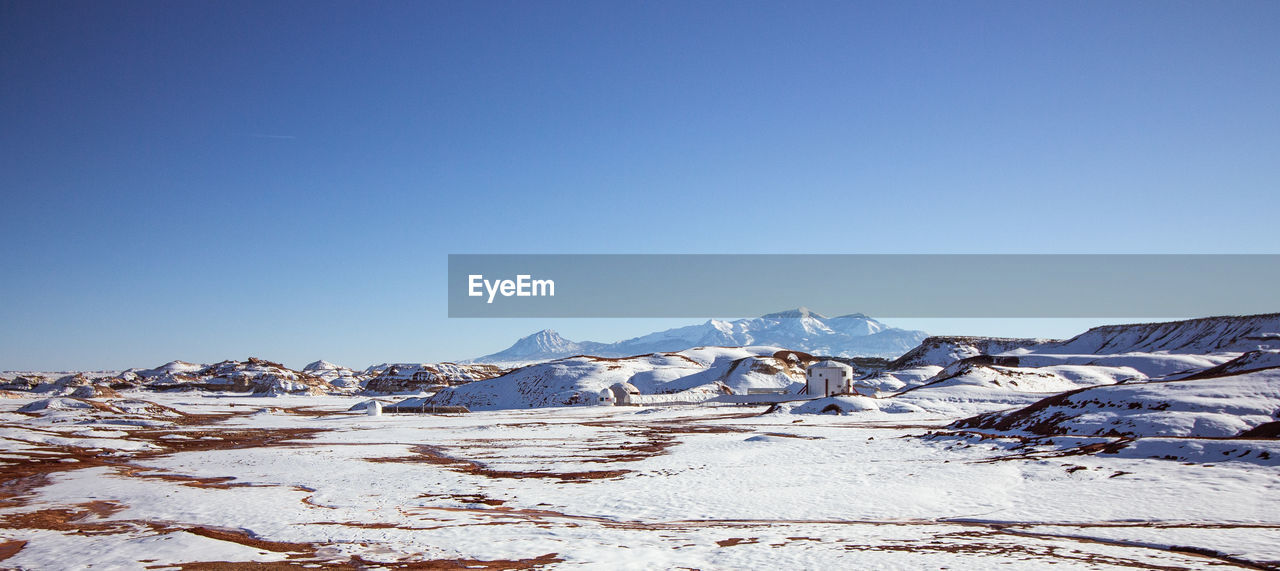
<box><xmin>608</xmin><ymin>382</ymin><xmax>641</xmax><ymax>406</ymax></box>
<box><xmin>805</xmin><ymin>360</ymin><xmax>855</xmax><ymax>397</ymax></box>
<box><xmin>597</xmin><ymin>388</ymin><xmax>615</xmax><ymax>405</ymax></box>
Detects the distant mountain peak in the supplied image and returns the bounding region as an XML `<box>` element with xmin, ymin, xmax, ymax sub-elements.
<box><xmin>761</xmin><ymin>307</ymin><xmax>827</xmax><ymax>320</ymax></box>
<box><xmin>500</xmin><ymin>329</ymin><xmax>581</xmax><ymax>358</ymax></box>
<box><xmin>471</xmin><ymin>309</ymin><xmax>927</xmax><ymax>363</ymax></box>
<box><xmin>303</xmin><ymin>360</ymin><xmax>343</xmax><ymax>371</ymax></box>
<box><xmin>522</xmin><ymin>329</ymin><xmax>567</xmax><ymax>343</ymax></box>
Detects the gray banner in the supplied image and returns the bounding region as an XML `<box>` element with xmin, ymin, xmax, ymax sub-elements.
<box><xmin>447</xmin><ymin>254</ymin><xmax>1279</xmax><ymax>318</ymax></box>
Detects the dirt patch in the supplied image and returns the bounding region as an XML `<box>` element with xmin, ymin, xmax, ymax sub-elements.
<box><xmin>419</xmin><ymin>493</ymin><xmax>506</xmax><ymax>507</ymax></box>
<box><xmin>0</xmin><ymin>539</ymin><xmax>26</xmax><ymax>562</ymax></box>
<box><xmin>113</xmin><ymin>465</ymin><xmax>271</xmax><ymax>490</ymax></box>
<box><xmin>275</xmin><ymin>406</ymin><xmax>345</xmax><ymax>417</ymax></box>
<box><xmin>166</xmin><ymin>551</ymin><xmax>565</xmax><ymax>569</ymax></box>
<box><xmin>402</xmin><ymin>504</ymin><xmax>681</xmax><ymax>532</ymax></box>
<box><xmin>650</xmin><ymin>423</ymin><xmax>749</xmax><ymax>434</ymax></box>
<box><xmin>1238</xmin><ymin>422</ymin><xmax>1280</xmax><ymax>439</ymax></box>
<box><xmin>759</xmin><ymin>432</ymin><xmax>823</xmax><ymax>440</ymax></box>
<box><xmin>715</xmin><ymin>537</ymin><xmax>759</xmax><ymax>547</ymax></box>
<box><xmin>0</xmin><ymin>449</ymin><xmax>119</xmax><ymax>507</ymax></box>
<box><xmin>0</xmin><ymin>472</ymin><xmax>54</xmax><ymax>509</ymax></box>
<box><xmin>298</xmin><ymin>486</ymin><xmax>338</xmax><ymax>510</ymax></box>
<box><xmin>369</xmin><ymin>445</ymin><xmax>630</xmax><ymax>483</ymax></box>
<box><xmin>347</xmin><ymin>552</ymin><xmax>563</xmax><ymax>569</ymax></box>
<box><xmin>575</xmin><ymin>431</ymin><xmax>679</xmax><ymax>463</ymax></box>
<box><xmin>151</xmin><ymin>563</ymin><xmax>308</xmax><ymax>570</ymax></box>
<box><xmin>0</xmin><ymin>501</ymin><xmax>136</xmax><ymax>534</ymax></box>
<box><xmin>128</xmin><ymin>427</ymin><xmax>323</xmax><ymax>455</ymax></box>
<box><xmin>839</xmin><ymin>529</ymin><xmax>1207</xmax><ymax>570</ymax></box>
<box><xmin>0</xmin><ymin>425</ymin><xmax>324</xmax><ymax>510</ymax></box>
<box><xmin>183</xmin><ymin>526</ymin><xmax>318</xmax><ymax>554</ymax></box>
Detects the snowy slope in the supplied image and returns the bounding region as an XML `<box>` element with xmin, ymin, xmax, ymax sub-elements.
<box><xmin>119</xmin><ymin>358</ymin><xmax>340</xmax><ymax>395</ymax></box>
<box><xmin>887</xmin><ymin>336</ymin><xmax>1046</xmax><ymax>369</ymax></box>
<box><xmin>879</xmin><ymin>358</ymin><xmax>1140</xmax><ymax>417</ymax></box>
<box><xmin>1037</xmin><ymin>313</ymin><xmax>1280</xmax><ymax>355</ymax></box>
<box><xmin>654</xmin><ymin>354</ymin><xmax>807</xmax><ymax>395</ymax></box>
<box><xmin>428</xmin><ymin>347</ymin><xmax>785</xmax><ymax>410</ymax></box>
<box><xmin>301</xmin><ymin>360</ymin><xmax>366</xmax><ymax>390</ymax></box>
<box><xmin>857</xmin><ymin>337</ymin><xmax>1047</xmax><ymax>395</ymax></box>
<box><xmin>858</xmin><ymin>316</ymin><xmax>1280</xmax><ymax>408</ymax></box>
<box><xmin>1173</xmin><ymin>349</ymin><xmax>1280</xmax><ymax>380</ymax></box>
<box><xmin>362</xmin><ymin>362</ymin><xmax>505</xmax><ymax>393</ymax></box>
<box><xmin>954</xmin><ymin>367</ymin><xmax>1280</xmax><ymax>438</ymax></box>
<box><xmin>427</xmin><ymin>354</ymin><xmax>706</xmax><ymax>410</ymax></box>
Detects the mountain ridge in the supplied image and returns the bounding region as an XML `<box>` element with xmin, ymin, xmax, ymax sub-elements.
<box><xmin>470</xmin><ymin>308</ymin><xmax>928</xmax><ymax>363</ymax></box>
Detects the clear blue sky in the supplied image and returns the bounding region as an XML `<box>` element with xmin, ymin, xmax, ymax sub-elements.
<box><xmin>2</xmin><ymin>1</ymin><xmax>1277</xmax><ymax>370</ymax></box>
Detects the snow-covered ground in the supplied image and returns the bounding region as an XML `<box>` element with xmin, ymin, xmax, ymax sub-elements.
<box><xmin>1</xmin><ymin>393</ymin><xmax>1276</xmax><ymax>569</ymax></box>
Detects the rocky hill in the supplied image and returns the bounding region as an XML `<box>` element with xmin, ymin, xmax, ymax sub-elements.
<box><xmin>428</xmin><ymin>346</ymin><xmax>805</xmax><ymax>410</ymax></box>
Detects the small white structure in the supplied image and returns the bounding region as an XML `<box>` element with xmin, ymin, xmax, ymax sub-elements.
<box><xmin>609</xmin><ymin>382</ymin><xmax>642</xmax><ymax>406</ymax></box>
<box><xmin>366</xmin><ymin>400</ymin><xmax>382</xmax><ymax>416</ymax></box>
<box><xmin>805</xmin><ymin>360</ymin><xmax>854</xmax><ymax>397</ymax></box>
<box><xmin>597</xmin><ymin>388</ymin><xmax>615</xmax><ymax>405</ymax></box>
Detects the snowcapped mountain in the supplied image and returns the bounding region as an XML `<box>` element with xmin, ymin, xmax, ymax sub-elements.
<box><xmin>477</xmin><ymin>330</ymin><xmax>603</xmax><ymax>362</ymax></box>
<box><xmin>471</xmin><ymin>308</ymin><xmax>928</xmax><ymax>363</ymax></box>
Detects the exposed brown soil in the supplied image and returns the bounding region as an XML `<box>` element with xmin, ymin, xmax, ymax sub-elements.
<box><xmin>151</xmin><ymin>563</ymin><xmax>311</xmax><ymax>570</ymax></box>
<box><xmin>1238</xmin><ymin>422</ymin><xmax>1280</xmax><ymax>439</ymax></box>
<box><xmin>183</xmin><ymin>526</ymin><xmax>318</xmax><ymax>554</ymax></box>
<box><xmin>0</xmin><ymin>449</ymin><xmax>119</xmax><ymax>507</ymax></box>
<box><xmin>163</xmin><ymin>551</ymin><xmax>565</xmax><ymax>570</ymax></box>
<box><xmin>113</xmin><ymin>465</ymin><xmax>271</xmax><ymax>489</ymax></box>
<box><xmin>128</xmin><ymin>427</ymin><xmax>324</xmax><ymax>454</ymax></box>
<box><xmin>715</xmin><ymin>537</ymin><xmax>759</xmax><ymax>547</ymax></box>
<box><xmin>404</xmin><ymin>504</ymin><xmax>673</xmax><ymax>531</ymax></box>
<box><xmin>0</xmin><ymin>539</ymin><xmax>26</xmax><ymax>562</ymax></box>
<box><xmin>0</xmin><ymin>501</ymin><xmax>139</xmax><ymax>534</ymax></box>
<box><xmin>274</xmin><ymin>406</ymin><xmax>345</xmax><ymax>418</ymax></box>
<box><xmin>758</xmin><ymin>432</ymin><xmax>823</xmax><ymax>440</ymax></box>
<box><xmin>838</xmin><ymin>529</ymin><xmax>1210</xmax><ymax>570</ymax></box>
<box><xmin>419</xmin><ymin>493</ymin><xmax>506</xmax><ymax>506</ymax></box>
<box><xmin>0</xmin><ymin>424</ymin><xmax>324</xmax><ymax>510</ymax></box>
<box><xmin>346</xmin><ymin>552</ymin><xmax>563</xmax><ymax>569</ymax></box>
<box><xmin>369</xmin><ymin>445</ymin><xmax>630</xmax><ymax>482</ymax></box>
